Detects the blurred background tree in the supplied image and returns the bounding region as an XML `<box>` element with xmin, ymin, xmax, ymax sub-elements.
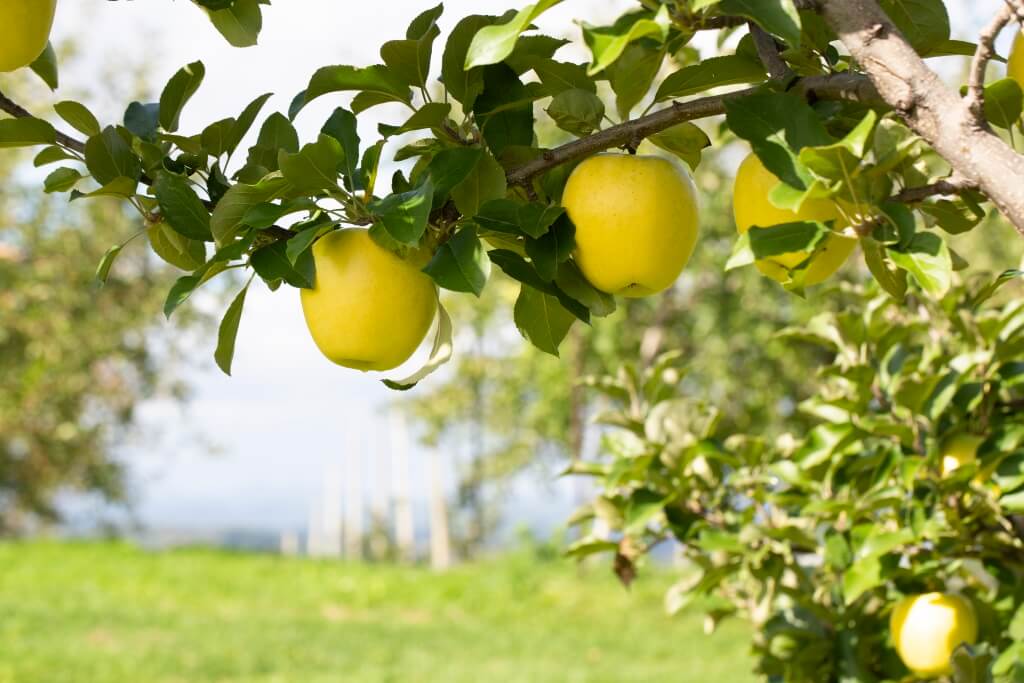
<box><xmin>0</xmin><ymin>64</ymin><xmax>209</xmax><ymax>535</ymax></box>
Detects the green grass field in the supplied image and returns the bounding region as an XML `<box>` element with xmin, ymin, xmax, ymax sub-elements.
<box><xmin>0</xmin><ymin>541</ymin><xmax>755</xmax><ymax>683</ymax></box>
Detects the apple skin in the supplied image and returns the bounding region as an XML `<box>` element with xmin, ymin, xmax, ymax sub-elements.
<box><xmin>889</xmin><ymin>592</ymin><xmax>978</xmax><ymax>677</ymax></box>
<box><xmin>733</xmin><ymin>153</ymin><xmax>857</xmax><ymax>285</ymax></box>
<box><xmin>561</xmin><ymin>154</ymin><xmax>699</xmax><ymax>297</ymax></box>
<box><xmin>1009</xmin><ymin>32</ymin><xmax>1024</xmax><ymax>89</ymax></box>
<box><xmin>0</xmin><ymin>0</ymin><xmax>58</xmax><ymax>73</ymax></box>
<box><xmin>300</xmin><ymin>229</ymin><xmax>437</xmax><ymax>372</ymax></box>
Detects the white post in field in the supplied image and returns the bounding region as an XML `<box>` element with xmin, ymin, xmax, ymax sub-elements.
<box><xmin>306</xmin><ymin>495</ymin><xmax>323</xmax><ymax>557</ymax></box>
<box><xmin>428</xmin><ymin>448</ymin><xmax>452</xmax><ymax>571</ymax></box>
<box><xmin>369</xmin><ymin>426</ymin><xmax>391</xmax><ymax>560</ymax></box>
<box><xmin>321</xmin><ymin>462</ymin><xmax>343</xmax><ymax>558</ymax></box>
<box><xmin>390</xmin><ymin>410</ymin><xmax>416</xmax><ymax>563</ymax></box>
<box><xmin>343</xmin><ymin>430</ymin><xmax>365</xmax><ymax>560</ymax></box>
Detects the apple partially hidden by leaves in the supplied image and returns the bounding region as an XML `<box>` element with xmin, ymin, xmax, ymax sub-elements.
<box><xmin>301</xmin><ymin>229</ymin><xmax>437</xmax><ymax>371</ymax></box>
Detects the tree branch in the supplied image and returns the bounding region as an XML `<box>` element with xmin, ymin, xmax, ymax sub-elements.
<box><xmin>0</xmin><ymin>89</ymin><xmax>85</xmax><ymax>154</ymax></box>
<box><xmin>749</xmin><ymin>23</ymin><xmax>793</xmax><ymax>82</ymax></box>
<box><xmin>892</xmin><ymin>176</ymin><xmax>977</xmax><ymax>203</ymax></box>
<box><xmin>966</xmin><ymin>4</ymin><xmax>1014</xmax><ymax>124</ymax></box>
<box><xmin>507</xmin><ymin>74</ymin><xmax>883</xmax><ymax>186</ymax></box>
<box><xmin>818</xmin><ymin>0</ymin><xmax>1024</xmax><ymax>236</ymax></box>
<box><xmin>1002</xmin><ymin>0</ymin><xmax>1024</xmax><ymax>24</ymax></box>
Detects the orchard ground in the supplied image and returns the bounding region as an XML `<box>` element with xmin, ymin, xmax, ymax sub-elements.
<box><xmin>0</xmin><ymin>542</ymin><xmax>753</xmax><ymax>683</ymax></box>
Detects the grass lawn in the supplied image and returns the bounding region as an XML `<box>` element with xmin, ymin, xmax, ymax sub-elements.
<box><xmin>0</xmin><ymin>541</ymin><xmax>755</xmax><ymax>683</ymax></box>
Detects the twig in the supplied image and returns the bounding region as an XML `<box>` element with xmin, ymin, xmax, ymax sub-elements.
<box><xmin>1003</xmin><ymin>0</ymin><xmax>1024</xmax><ymax>24</ymax></box>
<box><xmin>507</xmin><ymin>73</ymin><xmax>883</xmax><ymax>186</ymax></box>
<box><xmin>0</xmin><ymin>88</ymin><xmax>85</xmax><ymax>153</ymax></box>
<box><xmin>749</xmin><ymin>23</ymin><xmax>793</xmax><ymax>82</ymax></box>
<box><xmin>892</xmin><ymin>176</ymin><xmax>977</xmax><ymax>203</ymax></box>
<box><xmin>966</xmin><ymin>4</ymin><xmax>1014</xmax><ymax>125</ymax></box>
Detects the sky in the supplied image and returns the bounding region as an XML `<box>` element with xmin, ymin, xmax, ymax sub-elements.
<box><xmin>41</xmin><ymin>0</ymin><xmax>1013</xmax><ymax>541</ymax></box>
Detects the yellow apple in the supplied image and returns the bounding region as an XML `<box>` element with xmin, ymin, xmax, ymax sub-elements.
<box><xmin>733</xmin><ymin>153</ymin><xmax>858</xmax><ymax>285</ymax></box>
<box><xmin>1009</xmin><ymin>32</ymin><xmax>1024</xmax><ymax>89</ymax></box>
<box><xmin>890</xmin><ymin>592</ymin><xmax>978</xmax><ymax>677</ymax></box>
<box><xmin>561</xmin><ymin>153</ymin><xmax>699</xmax><ymax>297</ymax></box>
<box><xmin>0</xmin><ymin>0</ymin><xmax>58</xmax><ymax>73</ymax></box>
<box><xmin>300</xmin><ymin>229</ymin><xmax>437</xmax><ymax>371</ymax></box>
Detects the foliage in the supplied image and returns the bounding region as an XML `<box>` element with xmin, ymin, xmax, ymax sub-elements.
<box><xmin>0</xmin><ymin>541</ymin><xmax>754</xmax><ymax>682</ymax></box>
<box><xmin>2</xmin><ymin>0</ymin><xmax>1021</xmax><ymax>387</ymax></box>
<box><xmin>569</xmin><ymin>275</ymin><xmax>1024</xmax><ymax>682</ymax></box>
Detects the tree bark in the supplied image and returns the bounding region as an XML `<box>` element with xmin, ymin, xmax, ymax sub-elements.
<box><xmin>819</xmin><ymin>0</ymin><xmax>1024</xmax><ymax>236</ymax></box>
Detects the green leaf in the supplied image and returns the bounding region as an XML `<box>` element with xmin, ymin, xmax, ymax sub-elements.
<box><xmin>423</xmin><ymin>148</ymin><xmax>483</xmax><ymax>206</ymax></box>
<box><xmin>725</xmin><ymin>91</ymin><xmax>831</xmax><ymax>190</ymax></box>
<box><xmin>278</xmin><ymin>134</ymin><xmax>343</xmax><ymax>194</ymax></box>
<box><xmin>148</xmin><ymin>222</ymin><xmax>206</xmax><ymax>271</ymax></box>
<box><xmin>321</xmin><ymin>108</ymin><xmax>360</xmax><ymax>185</ymax></box>
<box><xmin>546</xmin><ymin>89</ymin><xmax>605</xmax><ymax>137</ymax></box>
<box><xmin>154</xmin><ymin>171</ymin><xmax>214</xmax><ymax>241</ymax></box>
<box><xmin>862</xmin><ymin>237</ymin><xmax>908</xmax><ymax>301</ymax></box>
<box><xmin>554</xmin><ymin>261</ymin><xmax>616</xmax><ymax>317</ymax></box>
<box><xmin>524</xmin><ymin>214</ymin><xmax>575</xmax><ymax>280</ymax></box>
<box><xmin>34</xmin><ymin>146</ymin><xmax>77</xmax><ymax>167</ymax></box>
<box><xmin>582</xmin><ymin>6</ymin><xmax>671</xmax><ymax>75</ymax></box>
<box><xmin>301</xmin><ymin>65</ymin><xmax>412</xmax><ymax>114</ymax></box>
<box><xmin>442</xmin><ymin>14</ymin><xmax>499</xmax><ymax>110</ymax></box>
<box><xmin>476</xmin><ymin>199</ymin><xmax>563</xmax><ymax>238</ymax></box>
<box><xmin>380</xmin><ymin>3</ymin><xmax>443</xmax><ymax>88</ymax></box>
<box><xmin>200</xmin><ymin>117</ymin><xmax>235</xmax><ymax>157</ymax></box>
<box><xmin>607</xmin><ymin>44</ymin><xmax>664</xmax><ymax>119</ymax></box>
<box><xmin>976</xmin><ymin>78</ymin><xmax>1022</xmax><ymax>128</ymax></box>
<box><xmin>423</xmin><ymin>227</ymin><xmax>490</xmax><ymax>296</ymax></box>
<box><xmin>285</xmin><ymin>222</ymin><xmax>335</xmax><ymax>265</ymax></box>
<box><xmin>513</xmin><ymin>284</ymin><xmax>575</xmax><ymax>356</ymax></box>
<box><xmin>54</xmin><ymin>101</ymin><xmax>100</xmax><ymax>137</ymax></box>
<box><xmin>204</xmin><ymin>0</ymin><xmax>264</xmax><ymax>47</ymax></box>
<box><xmin>648</xmin><ymin>122</ymin><xmax>711</xmax><ymax>171</ymax></box>
<box><xmin>29</xmin><ymin>42</ymin><xmax>58</xmax><ymax>90</ymax></box>
<box><xmin>972</xmin><ymin>269</ymin><xmax>1024</xmax><ymax>308</ymax></box>
<box><xmin>164</xmin><ymin>260</ymin><xmax>230</xmax><ymax>319</ymax></box>
<box><xmin>94</xmin><ymin>245</ymin><xmax>123</xmax><ymax>284</ymax></box>
<box><xmin>841</xmin><ymin>555</ymin><xmax>882</xmax><ymax>604</ymax></box>
<box><xmin>878</xmin><ymin>0</ymin><xmax>949</xmax><ymax>54</ymax></box>
<box><xmin>451</xmin><ymin>150</ymin><xmax>508</xmax><ymax>217</ymax></box>
<box><xmin>464</xmin><ymin>0</ymin><xmax>563</xmax><ymax>70</ymax></box>
<box><xmin>214</xmin><ymin>281</ymin><xmax>251</xmax><ymax>376</ymax></box>
<box><xmin>210</xmin><ymin>175</ymin><xmax>291</xmax><ymax>244</ymax></box>
<box><xmin>473</xmin><ymin>64</ymin><xmax>535</xmax><ymax>157</ymax></box>
<box><xmin>159</xmin><ymin>61</ymin><xmax>206</xmax><ymax>133</ymax></box>
<box><xmin>369</xmin><ymin>180</ymin><xmax>434</xmax><ymax>246</ymax></box>
<box><xmin>887</xmin><ymin>232</ymin><xmax>952</xmax><ymax>297</ymax></box>
<box><xmin>124</xmin><ymin>102</ymin><xmax>161</xmax><ymax>141</ymax></box>
<box><xmin>70</xmin><ymin>176</ymin><xmax>139</xmax><ymax>201</ymax></box>
<box><xmin>247</xmin><ymin>112</ymin><xmax>299</xmax><ymax>172</ymax></box>
<box><xmin>0</xmin><ymin>118</ymin><xmax>57</xmax><ymax>148</ymax></box>
<box><xmin>655</xmin><ymin>55</ymin><xmax>766</xmax><ymax>102</ymax></box>
<box><xmin>532</xmin><ymin>59</ymin><xmax>597</xmax><ymax>97</ymax></box>
<box><xmin>798</xmin><ymin>110</ymin><xmax>878</xmax><ymax>181</ymax></box>
<box><xmin>383</xmin><ymin>300</ymin><xmax>453</xmax><ymax>391</ymax></box>
<box><xmin>717</xmin><ymin>0</ymin><xmax>802</xmax><ymax>46</ymax></box>
<box><xmin>748</xmin><ymin>221</ymin><xmax>829</xmax><ymax>259</ymax></box>
<box><xmin>43</xmin><ymin>167</ymin><xmax>83</xmax><ymax>193</ymax></box>
<box><xmin>84</xmin><ymin>127</ymin><xmax>141</xmax><ymax>185</ymax></box>
<box><xmin>490</xmin><ymin>249</ymin><xmax>589</xmax><ymax>322</ymax></box>
<box><xmin>380</xmin><ymin>102</ymin><xmax>452</xmax><ymax>137</ymax></box>
<box><xmin>226</xmin><ymin>92</ymin><xmax>273</xmax><ymax>155</ymax></box>
<box><xmin>250</xmin><ymin>240</ymin><xmax>315</xmax><ymax>289</ymax></box>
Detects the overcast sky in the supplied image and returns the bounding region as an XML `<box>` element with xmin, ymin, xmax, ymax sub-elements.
<box><xmin>43</xmin><ymin>0</ymin><xmax>1010</xmax><ymax>537</ymax></box>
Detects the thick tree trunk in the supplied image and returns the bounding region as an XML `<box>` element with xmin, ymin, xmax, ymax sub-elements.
<box><xmin>819</xmin><ymin>0</ymin><xmax>1024</xmax><ymax>235</ymax></box>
